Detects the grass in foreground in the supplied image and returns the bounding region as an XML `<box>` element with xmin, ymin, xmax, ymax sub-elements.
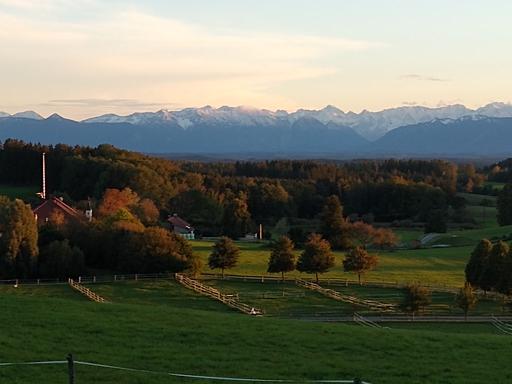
<box><xmin>1</xmin><ymin>283</ymin><xmax>512</xmax><ymax>384</ymax></box>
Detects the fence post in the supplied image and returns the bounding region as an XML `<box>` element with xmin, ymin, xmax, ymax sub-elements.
<box><xmin>135</xmin><ymin>274</ymin><xmax>138</xmax><ymax>281</ymax></box>
<box><xmin>37</xmin><ymin>279</ymin><xmax>40</xmax><ymax>285</ymax></box>
<box><xmin>114</xmin><ymin>275</ymin><xmax>117</xmax><ymax>282</ymax></box>
<box><xmin>67</xmin><ymin>354</ymin><xmax>75</xmax><ymax>384</ymax></box>
<box><xmin>93</xmin><ymin>276</ymin><xmax>96</xmax><ymax>283</ymax></box>
<box><xmin>78</xmin><ymin>276</ymin><xmax>81</xmax><ymax>284</ymax></box>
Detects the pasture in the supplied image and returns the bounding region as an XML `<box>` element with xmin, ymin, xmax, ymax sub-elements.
<box><xmin>1</xmin><ymin>281</ymin><xmax>512</xmax><ymax>384</ymax></box>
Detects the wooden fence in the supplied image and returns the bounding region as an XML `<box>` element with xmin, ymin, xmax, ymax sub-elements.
<box><xmin>175</xmin><ymin>274</ymin><xmax>262</xmax><ymax>316</ymax></box>
<box><xmin>68</xmin><ymin>279</ymin><xmax>107</xmax><ymax>303</ymax></box>
<box><xmin>296</xmin><ymin>279</ymin><xmax>397</xmax><ymax>312</ymax></box>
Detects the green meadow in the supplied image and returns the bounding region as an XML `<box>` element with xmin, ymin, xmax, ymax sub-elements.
<box><xmin>1</xmin><ymin>281</ymin><xmax>511</xmax><ymax>384</ymax></box>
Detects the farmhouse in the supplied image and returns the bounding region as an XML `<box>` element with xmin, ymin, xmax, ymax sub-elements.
<box><xmin>33</xmin><ymin>196</ymin><xmax>84</xmax><ymax>226</ymax></box>
<box><xmin>168</xmin><ymin>214</ymin><xmax>195</xmax><ymax>240</ymax></box>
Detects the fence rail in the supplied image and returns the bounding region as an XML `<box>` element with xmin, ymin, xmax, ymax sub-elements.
<box><xmin>1</xmin><ymin>272</ymin><xmax>508</xmax><ymax>303</ymax></box>
<box><xmin>296</xmin><ymin>279</ymin><xmax>398</xmax><ymax>312</ymax></box>
<box><xmin>68</xmin><ymin>279</ymin><xmax>107</xmax><ymax>303</ymax></box>
<box><xmin>175</xmin><ymin>273</ymin><xmax>262</xmax><ymax>316</ymax></box>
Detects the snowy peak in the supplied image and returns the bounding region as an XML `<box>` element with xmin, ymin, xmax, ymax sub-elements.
<box><xmin>476</xmin><ymin>102</ymin><xmax>512</xmax><ymax>117</ymax></box>
<box><xmin>12</xmin><ymin>111</ymin><xmax>43</xmax><ymax>120</ymax></box>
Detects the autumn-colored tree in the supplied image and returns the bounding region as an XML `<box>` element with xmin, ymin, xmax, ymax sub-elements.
<box><xmin>132</xmin><ymin>198</ymin><xmax>160</xmax><ymax>226</ymax></box>
<box><xmin>455</xmin><ymin>283</ymin><xmax>478</xmax><ymax>320</ymax></box>
<box><xmin>97</xmin><ymin>188</ymin><xmax>139</xmax><ymax>218</ymax></box>
<box><xmin>267</xmin><ymin>236</ymin><xmax>296</xmax><ymax>281</ymax></box>
<box><xmin>297</xmin><ymin>233</ymin><xmax>335</xmax><ymax>283</ymax></box>
<box><xmin>343</xmin><ymin>246</ymin><xmax>378</xmax><ymax>284</ymax></box>
<box><xmin>0</xmin><ymin>196</ymin><xmax>39</xmax><ymax>278</ymax></box>
<box><xmin>208</xmin><ymin>237</ymin><xmax>240</xmax><ymax>278</ymax></box>
<box><xmin>401</xmin><ymin>283</ymin><xmax>432</xmax><ymax>318</ymax></box>
<box><xmin>348</xmin><ymin>221</ymin><xmax>375</xmax><ymax>248</ymax></box>
<box><xmin>371</xmin><ymin>228</ymin><xmax>398</xmax><ymax>249</ymax></box>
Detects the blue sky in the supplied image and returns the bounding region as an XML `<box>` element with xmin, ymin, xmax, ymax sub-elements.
<box><xmin>0</xmin><ymin>0</ymin><xmax>511</xmax><ymax>119</ymax></box>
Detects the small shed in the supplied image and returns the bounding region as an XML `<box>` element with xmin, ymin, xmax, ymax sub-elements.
<box><xmin>168</xmin><ymin>214</ymin><xmax>195</xmax><ymax>240</ymax></box>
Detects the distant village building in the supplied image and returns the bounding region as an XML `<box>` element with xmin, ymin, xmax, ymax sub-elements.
<box><xmin>33</xmin><ymin>196</ymin><xmax>83</xmax><ymax>226</ymax></box>
<box><xmin>168</xmin><ymin>214</ymin><xmax>195</xmax><ymax>240</ymax></box>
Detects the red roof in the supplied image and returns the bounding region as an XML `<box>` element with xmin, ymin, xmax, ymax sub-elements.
<box><xmin>168</xmin><ymin>215</ymin><xmax>193</xmax><ymax>230</ymax></box>
<box><xmin>33</xmin><ymin>197</ymin><xmax>82</xmax><ymax>225</ymax></box>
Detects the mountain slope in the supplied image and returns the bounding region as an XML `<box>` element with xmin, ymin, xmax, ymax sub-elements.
<box><xmin>372</xmin><ymin>116</ymin><xmax>512</xmax><ymax>155</ymax></box>
<box><xmin>0</xmin><ymin>115</ymin><xmax>368</xmax><ymax>154</ymax></box>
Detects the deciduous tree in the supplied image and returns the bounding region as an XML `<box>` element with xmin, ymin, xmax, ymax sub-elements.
<box><xmin>0</xmin><ymin>196</ymin><xmax>38</xmax><ymax>278</ymax></box>
<box><xmin>401</xmin><ymin>283</ymin><xmax>431</xmax><ymax>318</ymax></box>
<box><xmin>455</xmin><ymin>283</ymin><xmax>478</xmax><ymax>320</ymax></box>
<box><xmin>208</xmin><ymin>236</ymin><xmax>240</xmax><ymax>278</ymax></box>
<box><xmin>343</xmin><ymin>246</ymin><xmax>378</xmax><ymax>284</ymax></box>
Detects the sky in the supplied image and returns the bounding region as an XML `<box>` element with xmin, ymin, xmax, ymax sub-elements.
<box><xmin>0</xmin><ymin>0</ymin><xmax>511</xmax><ymax>119</ymax></box>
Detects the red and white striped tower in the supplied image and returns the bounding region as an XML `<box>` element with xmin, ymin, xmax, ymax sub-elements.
<box><xmin>41</xmin><ymin>152</ymin><xmax>46</xmax><ymax>200</ymax></box>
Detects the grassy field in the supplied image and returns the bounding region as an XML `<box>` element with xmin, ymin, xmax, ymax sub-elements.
<box><xmin>193</xmin><ymin>240</ymin><xmax>471</xmax><ymax>287</ymax></box>
<box><xmin>0</xmin><ymin>184</ymin><xmax>39</xmax><ymax>201</ymax></box>
<box><xmin>1</xmin><ymin>282</ymin><xmax>512</xmax><ymax>384</ymax></box>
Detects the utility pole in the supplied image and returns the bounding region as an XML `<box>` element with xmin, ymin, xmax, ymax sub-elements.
<box><xmin>67</xmin><ymin>354</ymin><xmax>75</xmax><ymax>384</ymax></box>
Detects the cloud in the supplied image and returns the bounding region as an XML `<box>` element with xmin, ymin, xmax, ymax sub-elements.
<box><xmin>46</xmin><ymin>98</ymin><xmax>173</xmax><ymax>108</ymax></box>
<box><xmin>0</xmin><ymin>4</ymin><xmax>384</xmax><ymax>117</ymax></box>
<box><xmin>400</xmin><ymin>74</ymin><xmax>449</xmax><ymax>82</ymax></box>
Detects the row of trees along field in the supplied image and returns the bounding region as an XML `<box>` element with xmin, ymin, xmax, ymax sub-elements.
<box><xmin>0</xmin><ymin>139</ymin><xmax>499</xmax><ymax>239</ymax></box>
<box><xmin>207</xmin><ymin>234</ymin><xmax>377</xmax><ymax>284</ymax></box>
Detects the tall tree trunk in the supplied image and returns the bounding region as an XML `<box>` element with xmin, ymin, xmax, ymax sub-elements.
<box><xmin>222</xmin><ymin>268</ymin><xmax>225</xmax><ymax>279</ymax></box>
<box><xmin>281</xmin><ymin>271</ymin><xmax>284</xmax><ymax>282</ymax></box>
<box><xmin>358</xmin><ymin>273</ymin><xmax>361</xmax><ymax>285</ymax></box>
<box><xmin>315</xmin><ymin>272</ymin><xmax>319</xmax><ymax>283</ymax></box>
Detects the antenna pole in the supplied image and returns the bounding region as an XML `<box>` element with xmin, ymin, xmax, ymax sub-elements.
<box><xmin>42</xmin><ymin>152</ymin><xmax>46</xmax><ymax>200</ymax></box>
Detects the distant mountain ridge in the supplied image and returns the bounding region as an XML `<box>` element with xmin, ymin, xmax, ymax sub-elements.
<box><xmin>1</xmin><ymin>103</ymin><xmax>512</xmax><ymax>157</ymax></box>
<box><xmin>3</xmin><ymin>102</ymin><xmax>512</xmax><ymax>140</ymax></box>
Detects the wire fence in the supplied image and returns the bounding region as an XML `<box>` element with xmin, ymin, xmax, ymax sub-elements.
<box><xmin>0</xmin><ymin>356</ymin><xmax>371</xmax><ymax>383</ymax></box>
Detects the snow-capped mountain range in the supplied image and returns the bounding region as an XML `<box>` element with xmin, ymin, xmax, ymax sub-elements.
<box><xmin>2</xmin><ymin>102</ymin><xmax>512</xmax><ymax>141</ymax></box>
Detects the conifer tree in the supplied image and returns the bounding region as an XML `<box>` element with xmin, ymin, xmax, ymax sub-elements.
<box><xmin>297</xmin><ymin>233</ymin><xmax>335</xmax><ymax>283</ymax></box>
<box><xmin>267</xmin><ymin>236</ymin><xmax>296</xmax><ymax>281</ymax></box>
<box><xmin>480</xmin><ymin>240</ymin><xmax>509</xmax><ymax>292</ymax></box>
<box><xmin>320</xmin><ymin>195</ymin><xmax>352</xmax><ymax>250</ymax></box>
<box><xmin>465</xmin><ymin>239</ymin><xmax>492</xmax><ymax>289</ymax></box>
<box><xmin>208</xmin><ymin>236</ymin><xmax>240</xmax><ymax>278</ymax></box>
<box><xmin>497</xmin><ymin>184</ymin><xmax>512</xmax><ymax>226</ymax></box>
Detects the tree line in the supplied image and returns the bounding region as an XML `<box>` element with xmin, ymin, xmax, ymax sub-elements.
<box><xmin>0</xmin><ymin>139</ymin><xmax>485</xmax><ymax>239</ymax></box>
